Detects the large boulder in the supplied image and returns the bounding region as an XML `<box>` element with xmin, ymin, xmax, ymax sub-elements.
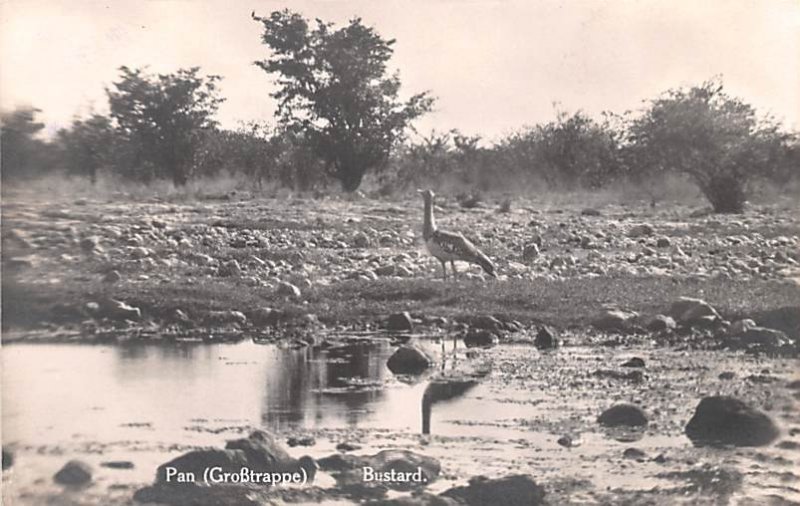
<box><xmin>156</xmin><ymin>449</ymin><xmax>248</xmax><ymax>483</ymax></box>
<box><xmin>386</xmin><ymin>312</ymin><xmax>414</xmax><ymax>332</ymax></box>
<box><xmin>441</xmin><ymin>475</ymin><xmax>546</xmax><ymax>506</ymax></box>
<box><xmin>534</xmin><ymin>326</ymin><xmax>559</xmax><ymax>349</ymax></box>
<box><xmin>668</xmin><ymin>297</ymin><xmax>721</xmax><ymax>326</ymax></box>
<box><xmin>387</xmin><ymin>345</ymin><xmax>432</xmax><ymax>375</ymax></box>
<box><xmin>685</xmin><ymin>396</ymin><xmax>780</xmax><ymax>447</ymax></box>
<box><xmin>333</xmin><ymin>449</ymin><xmax>441</xmax><ymax>492</ymax></box>
<box><xmin>597</xmin><ymin>404</ymin><xmax>648</xmax><ymax>427</ymax></box>
<box><xmin>592</xmin><ymin>310</ymin><xmax>638</xmax><ymax>333</ymax></box>
<box><xmin>54</xmin><ymin>460</ymin><xmax>93</xmax><ymax>485</ymax></box>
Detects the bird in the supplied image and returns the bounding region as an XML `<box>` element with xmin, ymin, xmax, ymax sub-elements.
<box><xmin>418</xmin><ymin>189</ymin><xmax>496</xmax><ymax>279</ymax></box>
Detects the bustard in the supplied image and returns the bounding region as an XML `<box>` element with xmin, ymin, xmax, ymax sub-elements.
<box><xmin>419</xmin><ymin>189</ymin><xmax>496</xmax><ymax>279</ymax></box>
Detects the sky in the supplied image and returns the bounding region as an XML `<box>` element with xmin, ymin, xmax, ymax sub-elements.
<box><xmin>1</xmin><ymin>0</ymin><xmax>798</xmax><ymax>141</ymax></box>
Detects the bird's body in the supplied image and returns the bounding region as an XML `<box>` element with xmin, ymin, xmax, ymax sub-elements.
<box><xmin>419</xmin><ymin>189</ymin><xmax>496</xmax><ymax>279</ymax></box>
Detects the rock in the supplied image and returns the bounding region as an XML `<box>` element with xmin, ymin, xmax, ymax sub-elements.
<box><xmin>728</xmin><ymin>319</ymin><xmax>756</xmax><ymax>336</ymax></box>
<box><xmin>2</xmin><ymin>447</ymin><xmax>13</xmax><ymax>470</ymax></box>
<box><xmin>387</xmin><ymin>345</ymin><xmax>432</xmax><ymax>375</ymax></box>
<box><xmin>54</xmin><ymin>460</ymin><xmax>93</xmax><ymax>485</ymax></box>
<box><xmin>593</xmin><ymin>369</ymin><xmax>644</xmax><ymax>383</ymax></box>
<box><xmin>655</xmin><ymin>237</ymin><xmax>671</xmax><ymax>247</ymax></box>
<box><xmin>276</xmin><ymin>282</ymin><xmax>301</xmax><ymax>298</ymax></box>
<box><xmin>592</xmin><ymin>309</ymin><xmax>638</xmax><ymax>333</ymax></box>
<box><xmin>685</xmin><ymin>396</ymin><xmax>780</xmax><ymax>447</ymax></box>
<box><xmin>287</xmin><ymin>436</ymin><xmax>316</xmax><ymax>447</ymax></box>
<box><xmin>581</xmin><ymin>208</ymin><xmax>601</xmax><ymax>216</ymax></box>
<box><xmin>463</xmin><ymin>329</ymin><xmax>499</xmax><ymax>348</ymax></box>
<box><xmin>718</xmin><ymin>371</ymin><xmax>736</xmax><ymax>380</ymax></box>
<box><xmin>598</xmin><ymin>404</ymin><xmax>648</xmax><ymax>427</ymax></box>
<box><xmin>386</xmin><ymin>312</ymin><xmax>414</xmax><ymax>332</ymax></box>
<box><xmin>204</xmin><ymin>310</ymin><xmax>247</xmax><ymax>327</ymax></box>
<box><xmin>621</xmin><ymin>357</ymin><xmax>645</xmax><ymax>368</ymax></box>
<box><xmin>251</xmin><ymin>307</ymin><xmax>281</xmax><ymax>326</ymax></box>
<box><xmin>80</xmin><ymin>236</ymin><xmax>101</xmax><ymax>252</ymax></box>
<box><xmin>353</xmin><ymin>232</ymin><xmax>371</xmax><ymax>248</ymax></box>
<box><xmin>668</xmin><ymin>297</ymin><xmax>721</xmax><ymax>326</ymax></box>
<box><xmin>100</xmin><ymin>461</ymin><xmax>134</xmax><ymax>469</ymax></box>
<box><xmin>646</xmin><ymin>314</ymin><xmax>676</xmax><ymax>332</ymax></box>
<box><xmin>129</xmin><ymin>246</ymin><xmax>154</xmax><ymax>259</ymax></box>
<box><xmin>156</xmin><ymin>449</ymin><xmax>247</xmax><ymax>483</ymax></box>
<box><xmin>462</xmin><ymin>315</ymin><xmax>506</xmax><ymax>332</ymax></box>
<box><xmin>556</xmin><ymin>435</ymin><xmax>581</xmax><ymax>448</ymax></box>
<box><xmin>534</xmin><ymin>326</ymin><xmax>558</xmax><ymax>349</ymax></box>
<box><xmin>219</xmin><ymin>259</ymin><xmax>243</xmax><ymax>277</ymax></box>
<box><xmin>336</xmin><ymin>442</ymin><xmax>362</xmax><ymax>452</ymax></box>
<box><xmin>331</xmin><ymin>450</ymin><xmax>440</xmax><ymax>492</ymax></box>
<box><xmin>736</xmin><ymin>327</ymin><xmax>791</xmax><ymax>348</ymax></box>
<box><xmin>628</xmin><ymin>224</ymin><xmax>655</xmax><ymax>238</ymax></box>
<box><xmin>134</xmin><ymin>483</ymin><xmax>261</xmax><ymax>506</ymax></box>
<box><xmin>100</xmin><ymin>299</ymin><xmax>141</xmax><ymax>321</ymax></box>
<box><xmin>441</xmin><ymin>475</ymin><xmax>546</xmax><ymax>506</ymax></box>
<box><xmin>368</xmin><ymin>494</ymin><xmax>461</xmax><ymax>506</ymax></box>
<box><xmin>623</xmin><ymin>448</ymin><xmax>647</xmax><ymax>460</ymax></box>
<box><xmin>103</xmin><ymin>270</ymin><xmax>122</xmax><ymax>283</ymax></box>
<box><xmin>522</xmin><ymin>243</ymin><xmax>540</xmax><ymax>261</ymax></box>
<box><xmin>374</xmin><ymin>264</ymin><xmax>396</xmax><ymax>276</ymax></box>
<box><xmin>318</xmin><ymin>453</ymin><xmax>367</xmax><ymax>472</ymax></box>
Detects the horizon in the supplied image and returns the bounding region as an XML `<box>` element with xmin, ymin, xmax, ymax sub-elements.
<box><xmin>1</xmin><ymin>0</ymin><xmax>799</xmax><ymax>142</ymax></box>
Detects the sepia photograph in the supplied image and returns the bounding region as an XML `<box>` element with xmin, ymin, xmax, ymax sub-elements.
<box><xmin>1</xmin><ymin>0</ymin><xmax>799</xmax><ymax>504</ymax></box>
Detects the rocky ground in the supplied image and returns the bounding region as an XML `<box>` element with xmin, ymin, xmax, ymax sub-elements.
<box><xmin>2</xmin><ymin>188</ymin><xmax>800</xmax><ymax>505</ymax></box>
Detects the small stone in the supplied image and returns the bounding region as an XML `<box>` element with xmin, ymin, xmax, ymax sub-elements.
<box><xmin>646</xmin><ymin>314</ymin><xmax>676</xmax><ymax>332</ymax></box>
<box><xmin>628</xmin><ymin>224</ymin><xmax>655</xmax><ymax>238</ymax></box>
<box><xmin>219</xmin><ymin>259</ymin><xmax>243</xmax><ymax>277</ymax></box>
<box><xmin>2</xmin><ymin>447</ymin><xmax>13</xmax><ymax>470</ymax></box>
<box><xmin>353</xmin><ymin>232</ymin><xmax>371</xmax><ymax>248</ymax></box>
<box><xmin>621</xmin><ymin>357</ymin><xmax>645</xmax><ymax>368</ymax></box>
<box><xmin>286</xmin><ymin>436</ymin><xmax>316</xmax><ymax>447</ymax></box>
<box><xmin>276</xmin><ymin>282</ymin><xmax>301</xmax><ymax>298</ymax></box>
<box><xmin>463</xmin><ymin>329</ymin><xmax>499</xmax><ymax>348</ymax></box>
<box><xmin>598</xmin><ymin>404</ymin><xmax>648</xmax><ymax>427</ymax></box>
<box><xmin>581</xmin><ymin>208</ymin><xmax>601</xmax><ymax>216</ymax></box>
<box><xmin>54</xmin><ymin>460</ymin><xmax>92</xmax><ymax>485</ymax></box>
<box><xmin>100</xmin><ymin>461</ymin><xmax>134</xmax><ymax>469</ymax></box>
<box><xmin>655</xmin><ymin>237</ymin><xmax>671</xmax><ymax>248</ymax></box>
<box><xmin>592</xmin><ymin>309</ymin><xmax>638</xmax><ymax>333</ymax></box>
<box><xmin>336</xmin><ymin>442</ymin><xmax>362</xmax><ymax>452</ymax></box>
<box><xmin>103</xmin><ymin>270</ymin><xmax>122</xmax><ymax>283</ymax></box>
<box><xmin>623</xmin><ymin>447</ymin><xmax>646</xmax><ymax>460</ymax></box>
<box><xmin>718</xmin><ymin>371</ymin><xmax>736</xmax><ymax>380</ymax></box>
<box><xmin>522</xmin><ymin>243</ymin><xmax>540</xmax><ymax>261</ymax></box>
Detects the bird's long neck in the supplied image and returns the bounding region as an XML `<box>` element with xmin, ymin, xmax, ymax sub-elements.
<box><xmin>423</xmin><ymin>198</ymin><xmax>436</xmax><ymax>238</ymax></box>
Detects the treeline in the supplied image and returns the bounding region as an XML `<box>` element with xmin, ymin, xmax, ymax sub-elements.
<box><xmin>2</xmin><ymin>9</ymin><xmax>799</xmax><ymax>213</ymax></box>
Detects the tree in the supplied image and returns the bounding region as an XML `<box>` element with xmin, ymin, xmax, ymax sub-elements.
<box><xmin>253</xmin><ymin>10</ymin><xmax>434</xmax><ymax>192</ymax></box>
<box><xmin>56</xmin><ymin>114</ymin><xmax>116</xmax><ymax>184</ymax></box>
<box><xmin>106</xmin><ymin>66</ymin><xmax>224</xmax><ymax>186</ymax></box>
<box><xmin>626</xmin><ymin>80</ymin><xmax>793</xmax><ymax>213</ymax></box>
<box><xmin>0</xmin><ymin>107</ymin><xmax>54</xmax><ymax>182</ymax></box>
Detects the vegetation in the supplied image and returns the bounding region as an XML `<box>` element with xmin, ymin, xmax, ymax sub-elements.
<box><xmin>253</xmin><ymin>10</ymin><xmax>434</xmax><ymax>192</ymax></box>
<box><xmin>1</xmin><ymin>13</ymin><xmax>797</xmax><ymax>210</ymax></box>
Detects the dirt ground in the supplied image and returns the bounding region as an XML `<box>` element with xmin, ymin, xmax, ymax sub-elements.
<box><xmin>2</xmin><ymin>188</ymin><xmax>799</xmax><ymax>505</ymax></box>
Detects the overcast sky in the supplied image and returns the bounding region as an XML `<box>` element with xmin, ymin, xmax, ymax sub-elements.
<box><xmin>1</xmin><ymin>0</ymin><xmax>798</xmax><ymax>141</ymax></box>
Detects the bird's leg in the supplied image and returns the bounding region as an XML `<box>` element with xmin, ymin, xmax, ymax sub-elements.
<box><xmin>450</xmin><ymin>260</ymin><xmax>457</xmax><ymax>280</ymax></box>
<box><xmin>440</xmin><ymin>261</ymin><xmax>448</xmax><ymax>280</ymax></box>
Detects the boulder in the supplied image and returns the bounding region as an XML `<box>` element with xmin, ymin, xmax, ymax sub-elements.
<box><xmin>441</xmin><ymin>475</ymin><xmax>546</xmax><ymax>506</ymax></box>
<box><xmin>103</xmin><ymin>270</ymin><xmax>122</xmax><ymax>284</ymax></box>
<box><xmin>204</xmin><ymin>310</ymin><xmax>247</xmax><ymax>327</ymax></box>
<box><xmin>219</xmin><ymin>259</ymin><xmax>243</xmax><ymax>277</ymax></box>
<box><xmin>621</xmin><ymin>357</ymin><xmax>646</xmax><ymax>368</ymax></box>
<box><xmin>54</xmin><ymin>460</ymin><xmax>93</xmax><ymax>485</ymax></box>
<box><xmin>386</xmin><ymin>312</ymin><xmax>414</xmax><ymax>332</ymax></box>
<box><xmin>156</xmin><ymin>449</ymin><xmax>248</xmax><ymax>483</ymax></box>
<box><xmin>224</xmin><ymin>430</ymin><xmax>298</xmax><ymax>473</ymax></box>
<box><xmin>668</xmin><ymin>297</ymin><xmax>721</xmax><ymax>326</ymax></box>
<box><xmin>100</xmin><ymin>299</ymin><xmax>141</xmax><ymax>321</ymax></box>
<box><xmin>463</xmin><ymin>329</ymin><xmax>499</xmax><ymax>348</ymax></box>
<box><xmin>737</xmin><ymin>327</ymin><xmax>791</xmax><ymax>348</ymax></box>
<box><xmin>534</xmin><ymin>326</ymin><xmax>558</xmax><ymax>349</ymax></box>
<box><xmin>628</xmin><ymin>224</ymin><xmax>655</xmax><ymax>238</ymax></box>
<box><xmin>592</xmin><ymin>310</ymin><xmax>638</xmax><ymax>333</ymax></box>
<box><xmin>646</xmin><ymin>314</ymin><xmax>676</xmax><ymax>332</ymax></box>
<box><xmin>335</xmin><ymin>450</ymin><xmax>440</xmax><ymax>492</ymax></box>
<box><xmin>685</xmin><ymin>396</ymin><xmax>780</xmax><ymax>447</ymax></box>
<box><xmin>250</xmin><ymin>307</ymin><xmax>281</xmax><ymax>326</ymax></box>
<box><xmin>597</xmin><ymin>404</ymin><xmax>648</xmax><ymax>427</ymax></box>
<box><xmin>387</xmin><ymin>346</ymin><xmax>432</xmax><ymax>375</ymax></box>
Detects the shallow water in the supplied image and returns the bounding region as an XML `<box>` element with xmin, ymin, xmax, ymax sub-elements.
<box><xmin>3</xmin><ymin>339</ymin><xmax>799</xmax><ymax>505</ymax></box>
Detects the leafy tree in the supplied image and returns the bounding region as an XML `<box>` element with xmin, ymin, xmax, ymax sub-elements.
<box><xmin>625</xmin><ymin>80</ymin><xmax>793</xmax><ymax>213</ymax></box>
<box><xmin>498</xmin><ymin>111</ymin><xmax>622</xmax><ymax>188</ymax></box>
<box><xmin>0</xmin><ymin>107</ymin><xmax>53</xmax><ymax>182</ymax></box>
<box><xmin>106</xmin><ymin>66</ymin><xmax>224</xmax><ymax>186</ymax></box>
<box><xmin>56</xmin><ymin>114</ymin><xmax>116</xmax><ymax>184</ymax></box>
<box><xmin>253</xmin><ymin>10</ymin><xmax>434</xmax><ymax>192</ymax></box>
